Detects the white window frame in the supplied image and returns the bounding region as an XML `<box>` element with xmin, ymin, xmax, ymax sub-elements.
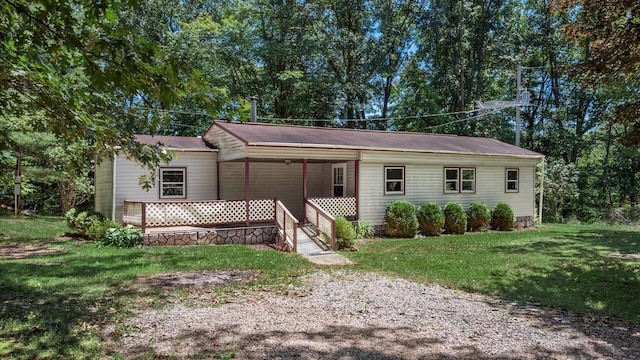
<box><xmin>384</xmin><ymin>166</ymin><xmax>405</xmax><ymax>195</ymax></box>
<box><xmin>506</xmin><ymin>168</ymin><xmax>519</xmax><ymax>193</ymax></box>
<box><xmin>159</xmin><ymin>167</ymin><xmax>186</xmax><ymax>199</ymax></box>
<box><xmin>444</xmin><ymin>167</ymin><xmax>476</xmax><ymax>194</ymax></box>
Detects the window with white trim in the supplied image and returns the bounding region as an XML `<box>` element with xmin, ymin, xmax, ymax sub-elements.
<box><xmin>384</xmin><ymin>166</ymin><xmax>405</xmax><ymax>195</ymax></box>
<box><xmin>506</xmin><ymin>168</ymin><xmax>519</xmax><ymax>192</ymax></box>
<box><xmin>159</xmin><ymin>168</ymin><xmax>186</xmax><ymax>199</ymax></box>
<box><xmin>444</xmin><ymin>167</ymin><xmax>476</xmax><ymax>193</ymax></box>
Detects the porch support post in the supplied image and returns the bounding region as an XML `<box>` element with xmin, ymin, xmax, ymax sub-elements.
<box><xmin>355</xmin><ymin>159</ymin><xmax>360</xmax><ymax>220</ymax></box>
<box><xmin>245</xmin><ymin>157</ymin><xmax>250</xmax><ymax>226</ymax></box>
<box><xmin>303</xmin><ymin>158</ymin><xmax>308</xmax><ymax>222</ymax></box>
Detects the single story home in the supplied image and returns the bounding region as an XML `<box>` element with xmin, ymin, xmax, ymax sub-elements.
<box><xmin>95</xmin><ymin>121</ymin><xmax>544</xmax><ymax>240</ymax></box>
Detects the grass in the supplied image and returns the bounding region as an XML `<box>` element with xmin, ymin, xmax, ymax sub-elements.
<box><xmin>344</xmin><ymin>223</ymin><xmax>640</xmax><ymax>323</ymax></box>
<box><xmin>2</xmin><ymin>216</ymin><xmax>640</xmax><ymax>358</ymax></box>
<box><xmin>0</xmin><ymin>215</ymin><xmax>314</xmax><ymax>359</ymax></box>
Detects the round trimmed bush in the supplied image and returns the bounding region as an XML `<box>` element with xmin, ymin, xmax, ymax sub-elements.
<box><xmin>443</xmin><ymin>202</ymin><xmax>466</xmax><ymax>234</ymax></box>
<box><xmin>467</xmin><ymin>202</ymin><xmax>490</xmax><ymax>232</ymax></box>
<box><xmin>491</xmin><ymin>202</ymin><xmax>515</xmax><ymax>231</ymax></box>
<box><xmin>335</xmin><ymin>217</ymin><xmax>355</xmax><ymax>250</ymax></box>
<box><xmin>384</xmin><ymin>200</ymin><xmax>418</xmax><ymax>237</ymax></box>
<box><xmin>416</xmin><ymin>202</ymin><xmax>444</xmax><ymax>236</ymax></box>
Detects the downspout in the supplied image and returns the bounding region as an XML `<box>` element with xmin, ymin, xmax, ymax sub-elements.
<box><xmin>111</xmin><ymin>153</ymin><xmax>117</xmax><ymax>222</ymax></box>
<box><xmin>538</xmin><ymin>159</ymin><xmax>544</xmax><ymax>225</ymax></box>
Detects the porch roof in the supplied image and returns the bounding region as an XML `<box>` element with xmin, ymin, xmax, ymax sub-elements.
<box><xmin>206</xmin><ymin>121</ymin><xmax>543</xmax><ymax>158</ymax></box>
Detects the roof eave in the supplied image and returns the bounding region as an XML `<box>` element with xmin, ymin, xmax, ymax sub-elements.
<box><xmin>246</xmin><ymin>142</ymin><xmax>544</xmax><ymax>159</ymax></box>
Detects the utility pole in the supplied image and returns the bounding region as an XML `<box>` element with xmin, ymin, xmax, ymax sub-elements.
<box><xmin>14</xmin><ymin>146</ymin><xmax>22</xmax><ymax>216</ymax></box>
<box><xmin>516</xmin><ymin>65</ymin><xmax>522</xmax><ymax>147</ymax></box>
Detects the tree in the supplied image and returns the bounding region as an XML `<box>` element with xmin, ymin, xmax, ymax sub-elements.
<box><xmin>0</xmin><ymin>0</ymin><xmax>223</xmax><ymax>170</ymax></box>
<box><xmin>550</xmin><ymin>0</ymin><xmax>640</xmax><ymax>145</ymax></box>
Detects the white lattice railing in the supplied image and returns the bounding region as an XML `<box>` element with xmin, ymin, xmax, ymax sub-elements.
<box><xmin>123</xmin><ymin>199</ymin><xmax>276</xmax><ymax>231</ymax></box>
<box><xmin>308</xmin><ymin>197</ymin><xmax>357</xmax><ymax>219</ymax></box>
<box><xmin>305</xmin><ymin>199</ymin><xmax>336</xmax><ymax>250</ymax></box>
<box><xmin>275</xmin><ymin>200</ymin><xmax>298</xmax><ymax>252</ymax></box>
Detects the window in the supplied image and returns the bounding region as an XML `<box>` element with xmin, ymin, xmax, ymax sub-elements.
<box><xmin>384</xmin><ymin>166</ymin><xmax>405</xmax><ymax>195</ymax></box>
<box><xmin>506</xmin><ymin>168</ymin><xmax>519</xmax><ymax>192</ymax></box>
<box><xmin>332</xmin><ymin>163</ymin><xmax>346</xmax><ymax>197</ymax></box>
<box><xmin>444</xmin><ymin>167</ymin><xmax>475</xmax><ymax>193</ymax></box>
<box><xmin>159</xmin><ymin>168</ymin><xmax>186</xmax><ymax>199</ymax></box>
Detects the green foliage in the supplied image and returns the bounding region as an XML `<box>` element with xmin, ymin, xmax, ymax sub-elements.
<box><xmin>384</xmin><ymin>201</ymin><xmax>418</xmax><ymax>238</ymax></box>
<box><xmin>353</xmin><ymin>220</ymin><xmax>375</xmax><ymax>239</ymax></box>
<box><xmin>466</xmin><ymin>203</ymin><xmax>490</xmax><ymax>232</ymax></box>
<box><xmin>335</xmin><ymin>217</ymin><xmax>356</xmax><ymax>250</ymax></box>
<box><xmin>416</xmin><ymin>202</ymin><xmax>444</xmax><ymax>236</ymax></box>
<box><xmin>443</xmin><ymin>203</ymin><xmax>466</xmax><ymax>235</ymax></box>
<box><xmin>65</xmin><ymin>208</ymin><xmax>106</xmax><ymax>237</ymax></box>
<box><xmin>96</xmin><ymin>225</ymin><xmax>143</xmax><ymax>248</ymax></box>
<box><xmin>87</xmin><ymin>219</ymin><xmax>120</xmax><ymax>242</ymax></box>
<box><xmin>64</xmin><ymin>208</ymin><xmax>78</xmax><ymax>229</ymax></box>
<box><xmin>543</xmin><ymin>160</ymin><xmax>579</xmax><ymax>222</ymax></box>
<box><xmin>491</xmin><ymin>202</ymin><xmax>515</xmax><ymax>231</ymax></box>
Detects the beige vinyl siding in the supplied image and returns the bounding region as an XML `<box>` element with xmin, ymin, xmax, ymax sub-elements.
<box><xmin>204</xmin><ymin>126</ymin><xmax>246</xmax><ymax>161</ymax></box>
<box><xmin>218</xmin><ymin>161</ymin><xmax>325</xmax><ymax>220</ymax></box>
<box><xmin>358</xmin><ymin>152</ymin><xmax>540</xmax><ymax>226</ymax></box>
<box><xmin>113</xmin><ymin>151</ymin><xmax>217</xmax><ymax>223</ymax></box>
<box><xmin>94</xmin><ymin>156</ymin><xmax>114</xmax><ymax>219</ymax></box>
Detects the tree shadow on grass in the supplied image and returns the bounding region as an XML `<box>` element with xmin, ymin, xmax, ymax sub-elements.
<box><xmin>486</xmin><ymin>227</ymin><xmax>640</xmax><ymax>358</ymax></box>
<box><xmin>0</xmin><ymin>251</ymin><xmax>156</xmax><ymax>359</ymax></box>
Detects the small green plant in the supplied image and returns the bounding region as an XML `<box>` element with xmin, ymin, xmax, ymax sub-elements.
<box><xmin>354</xmin><ymin>220</ymin><xmax>375</xmax><ymax>239</ymax></box>
<box><xmin>467</xmin><ymin>202</ymin><xmax>490</xmax><ymax>232</ymax></box>
<box><xmin>416</xmin><ymin>202</ymin><xmax>444</xmax><ymax>236</ymax></box>
<box><xmin>384</xmin><ymin>200</ymin><xmax>418</xmax><ymax>238</ymax></box>
<box><xmin>64</xmin><ymin>208</ymin><xmax>78</xmax><ymax>229</ymax></box>
<box><xmin>335</xmin><ymin>217</ymin><xmax>356</xmax><ymax>250</ymax></box>
<box><xmin>443</xmin><ymin>202</ymin><xmax>466</xmax><ymax>234</ymax></box>
<box><xmin>491</xmin><ymin>202</ymin><xmax>515</xmax><ymax>231</ymax></box>
<box><xmin>96</xmin><ymin>225</ymin><xmax>143</xmax><ymax>248</ymax></box>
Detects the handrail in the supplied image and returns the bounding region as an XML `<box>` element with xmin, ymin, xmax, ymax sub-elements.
<box><xmin>275</xmin><ymin>200</ymin><xmax>298</xmax><ymax>252</ymax></box>
<box><xmin>305</xmin><ymin>198</ymin><xmax>336</xmax><ymax>250</ymax></box>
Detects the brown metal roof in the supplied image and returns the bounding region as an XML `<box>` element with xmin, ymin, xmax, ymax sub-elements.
<box><xmin>135</xmin><ymin>134</ymin><xmax>212</xmax><ymax>151</ymax></box>
<box><xmin>209</xmin><ymin>121</ymin><xmax>543</xmax><ymax>157</ymax></box>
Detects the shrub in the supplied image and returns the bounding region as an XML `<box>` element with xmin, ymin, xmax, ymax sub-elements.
<box><xmin>353</xmin><ymin>220</ymin><xmax>375</xmax><ymax>239</ymax></box>
<box><xmin>384</xmin><ymin>200</ymin><xmax>418</xmax><ymax>238</ymax></box>
<box><xmin>67</xmin><ymin>209</ymin><xmax>105</xmax><ymax>236</ymax></box>
<box><xmin>443</xmin><ymin>202</ymin><xmax>466</xmax><ymax>234</ymax></box>
<box><xmin>96</xmin><ymin>225</ymin><xmax>143</xmax><ymax>248</ymax></box>
<box><xmin>335</xmin><ymin>217</ymin><xmax>356</xmax><ymax>250</ymax></box>
<box><xmin>467</xmin><ymin>202</ymin><xmax>490</xmax><ymax>232</ymax></box>
<box><xmin>491</xmin><ymin>202</ymin><xmax>515</xmax><ymax>231</ymax></box>
<box><xmin>416</xmin><ymin>202</ymin><xmax>444</xmax><ymax>236</ymax></box>
<box><xmin>65</xmin><ymin>208</ymin><xmax>78</xmax><ymax>229</ymax></box>
<box><xmin>87</xmin><ymin>219</ymin><xmax>120</xmax><ymax>242</ymax></box>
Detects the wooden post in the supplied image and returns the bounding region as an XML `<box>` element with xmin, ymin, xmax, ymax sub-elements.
<box><xmin>245</xmin><ymin>157</ymin><xmax>250</xmax><ymax>226</ymax></box>
<box><xmin>302</xmin><ymin>159</ymin><xmax>307</xmax><ymax>222</ymax></box>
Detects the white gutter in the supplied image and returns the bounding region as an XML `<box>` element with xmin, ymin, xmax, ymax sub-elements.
<box><xmin>111</xmin><ymin>152</ymin><xmax>117</xmax><ymax>222</ymax></box>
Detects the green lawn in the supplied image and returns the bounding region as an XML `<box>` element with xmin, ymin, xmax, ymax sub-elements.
<box><xmin>1</xmin><ymin>217</ymin><xmax>639</xmax><ymax>359</ymax></box>
<box><xmin>344</xmin><ymin>223</ymin><xmax>640</xmax><ymax>323</ymax></box>
<box><xmin>0</xmin><ymin>216</ymin><xmax>314</xmax><ymax>359</ymax></box>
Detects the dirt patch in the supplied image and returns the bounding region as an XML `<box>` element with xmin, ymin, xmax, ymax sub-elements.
<box><xmin>138</xmin><ymin>270</ymin><xmax>259</xmax><ymax>288</ymax></box>
<box><xmin>0</xmin><ymin>243</ymin><xmax>66</xmax><ymax>260</ymax></box>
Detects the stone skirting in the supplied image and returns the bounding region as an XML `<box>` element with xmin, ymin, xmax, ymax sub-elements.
<box><xmin>143</xmin><ymin>225</ymin><xmax>278</xmax><ymax>246</ymax></box>
<box><xmin>515</xmin><ymin>216</ymin><xmax>534</xmax><ymax>228</ymax></box>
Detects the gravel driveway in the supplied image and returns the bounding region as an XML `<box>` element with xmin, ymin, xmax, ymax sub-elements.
<box><xmin>105</xmin><ymin>270</ymin><xmax>640</xmax><ymax>359</ymax></box>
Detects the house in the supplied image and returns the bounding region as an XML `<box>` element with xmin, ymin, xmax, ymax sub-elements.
<box><xmin>95</xmin><ymin>121</ymin><xmax>544</xmax><ymax>246</ymax></box>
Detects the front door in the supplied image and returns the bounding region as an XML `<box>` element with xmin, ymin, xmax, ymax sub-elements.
<box><xmin>332</xmin><ymin>163</ymin><xmax>347</xmax><ymax>197</ymax></box>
